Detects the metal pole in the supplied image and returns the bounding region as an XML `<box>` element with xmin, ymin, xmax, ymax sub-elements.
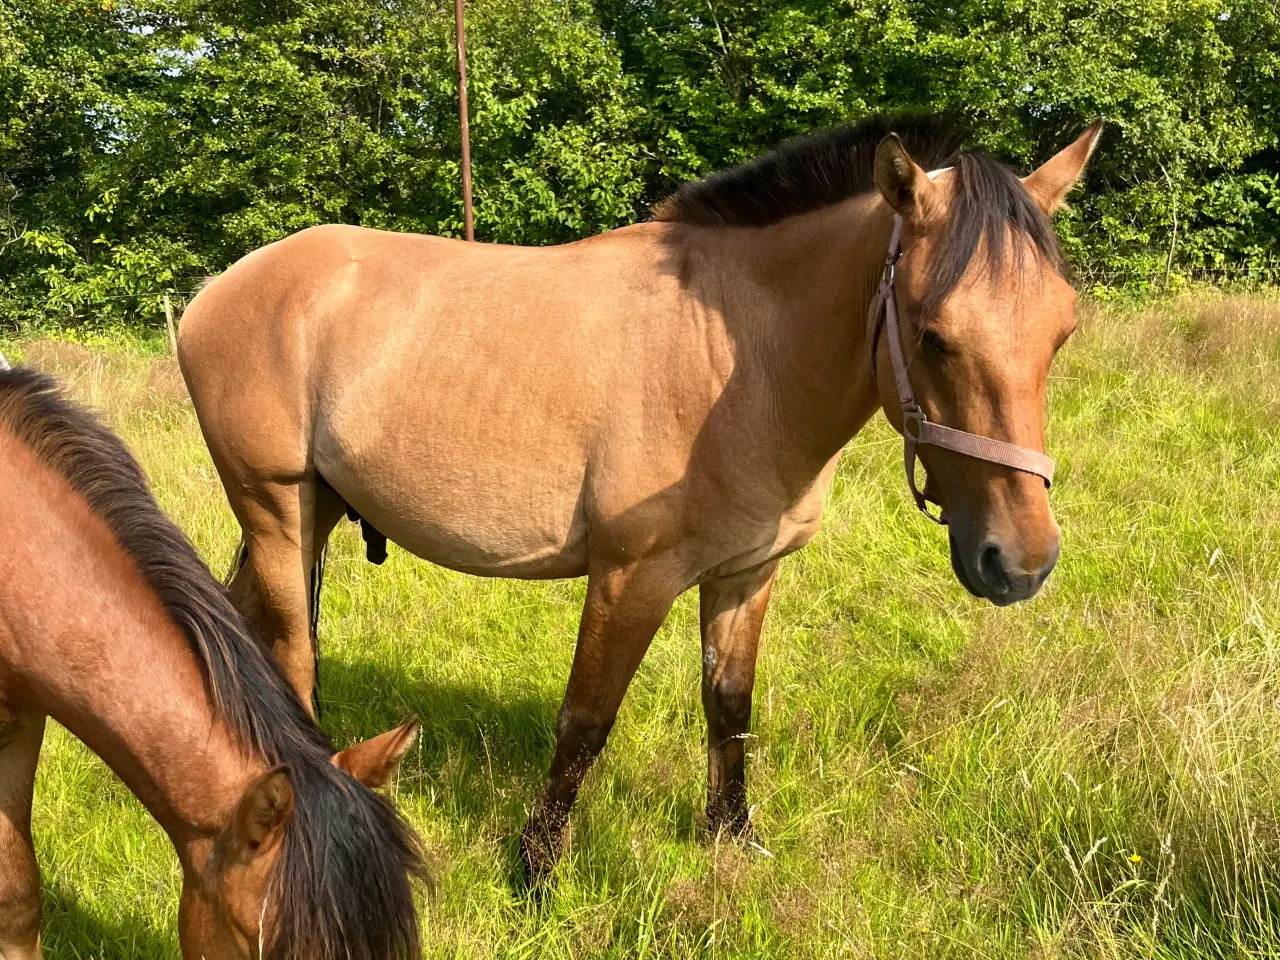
<box><xmin>454</xmin><ymin>0</ymin><xmax>475</xmax><ymax>241</ymax></box>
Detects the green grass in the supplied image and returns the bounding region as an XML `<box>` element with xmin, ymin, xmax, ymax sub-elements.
<box><xmin>9</xmin><ymin>291</ymin><xmax>1280</xmax><ymax>959</ymax></box>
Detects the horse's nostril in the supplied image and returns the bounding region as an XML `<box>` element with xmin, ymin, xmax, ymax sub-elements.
<box><xmin>976</xmin><ymin>541</ymin><xmax>1009</xmax><ymax>594</ymax></box>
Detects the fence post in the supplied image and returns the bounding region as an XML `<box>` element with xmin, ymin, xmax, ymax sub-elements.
<box><xmin>163</xmin><ymin>292</ymin><xmax>178</xmax><ymax>355</ymax></box>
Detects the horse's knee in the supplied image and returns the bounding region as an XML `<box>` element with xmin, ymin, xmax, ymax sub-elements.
<box><xmin>716</xmin><ymin>686</ymin><xmax>753</xmax><ymax>733</ymax></box>
<box><xmin>240</xmin><ymin>540</ymin><xmax>311</xmax><ymax>640</ymax></box>
<box><xmin>0</xmin><ymin>851</ymin><xmax>41</xmax><ymax>957</ymax></box>
<box><xmin>231</xmin><ymin>538</ymin><xmax>316</xmax><ymax>708</ymax></box>
<box><xmin>705</xmin><ymin>670</ymin><xmax>754</xmax><ymax>738</ymax></box>
<box><xmin>556</xmin><ymin>708</ymin><xmax>613</xmax><ymax>764</ymax></box>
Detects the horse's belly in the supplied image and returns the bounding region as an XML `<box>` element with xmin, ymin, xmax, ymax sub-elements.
<box><xmin>382</xmin><ymin>505</ymin><xmax>589</xmax><ymax>579</ymax></box>
<box><xmin>315</xmin><ymin>424</ymin><xmax>590</xmax><ymax>580</ymax></box>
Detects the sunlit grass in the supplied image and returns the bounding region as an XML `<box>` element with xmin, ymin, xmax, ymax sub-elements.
<box><xmin>7</xmin><ymin>290</ymin><xmax>1280</xmax><ymax>958</ymax></box>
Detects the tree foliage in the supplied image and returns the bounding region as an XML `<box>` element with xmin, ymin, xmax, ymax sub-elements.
<box><xmin>1</xmin><ymin>0</ymin><xmax>1276</xmax><ymax>327</ymax></box>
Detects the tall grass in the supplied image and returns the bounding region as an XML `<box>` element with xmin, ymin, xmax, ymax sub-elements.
<box><xmin>7</xmin><ymin>291</ymin><xmax>1280</xmax><ymax>958</ymax></box>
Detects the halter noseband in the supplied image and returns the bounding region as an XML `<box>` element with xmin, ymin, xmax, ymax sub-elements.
<box><xmin>870</xmin><ymin>214</ymin><xmax>1055</xmax><ymax>525</ymax></box>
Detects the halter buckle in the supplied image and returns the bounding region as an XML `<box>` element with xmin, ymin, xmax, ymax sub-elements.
<box><xmin>902</xmin><ymin>404</ymin><xmax>926</xmax><ymax>441</ymax></box>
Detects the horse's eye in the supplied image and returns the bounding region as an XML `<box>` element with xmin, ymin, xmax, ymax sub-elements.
<box><xmin>921</xmin><ymin>329</ymin><xmax>950</xmax><ymax>357</ymax></box>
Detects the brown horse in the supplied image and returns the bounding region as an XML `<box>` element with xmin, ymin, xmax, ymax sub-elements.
<box><xmin>0</xmin><ymin>368</ymin><xmax>427</xmax><ymax>958</ymax></box>
<box><xmin>178</xmin><ymin>115</ymin><xmax>1101</xmax><ymax>877</ymax></box>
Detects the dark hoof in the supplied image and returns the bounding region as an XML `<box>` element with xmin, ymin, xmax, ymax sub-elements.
<box><xmin>705</xmin><ymin>805</ymin><xmax>753</xmax><ymax>842</ymax></box>
<box><xmin>520</xmin><ymin>817</ymin><xmax>567</xmax><ymax>887</ymax></box>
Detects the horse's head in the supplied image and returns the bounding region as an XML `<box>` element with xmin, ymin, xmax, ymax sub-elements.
<box><xmin>871</xmin><ymin>124</ymin><xmax>1101</xmax><ymax>605</ymax></box>
<box><xmin>177</xmin><ymin>720</ymin><xmax>421</xmax><ymax>959</ymax></box>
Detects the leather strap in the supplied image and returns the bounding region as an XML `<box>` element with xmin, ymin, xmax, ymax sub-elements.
<box><xmin>873</xmin><ymin>214</ymin><xmax>1055</xmax><ymax>524</ymax></box>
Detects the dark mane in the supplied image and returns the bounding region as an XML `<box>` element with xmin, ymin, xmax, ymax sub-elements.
<box><xmin>654</xmin><ymin>114</ymin><xmax>1068</xmax><ymax>318</ymax></box>
<box><xmin>0</xmin><ymin>367</ymin><xmax>425</xmax><ymax>960</ymax></box>
<box><xmin>653</xmin><ymin>115</ymin><xmax>967</xmax><ymax>227</ymax></box>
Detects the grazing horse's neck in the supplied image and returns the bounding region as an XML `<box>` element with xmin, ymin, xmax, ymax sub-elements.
<box><xmin>689</xmin><ymin>195</ymin><xmax>894</xmax><ymax>466</ymax></box>
<box><xmin>0</xmin><ymin>435</ymin><xmax>265</xmax><ymax>867</ymax></box>
<box><xmin>56</xmin><ymin>616</ymin><xmax>262</xmax><ymax>860</ymax></box>
<box><xmin>44</xmin><ymin>610</ymin><xmax>261</xmax><ymax>865</ymax></box>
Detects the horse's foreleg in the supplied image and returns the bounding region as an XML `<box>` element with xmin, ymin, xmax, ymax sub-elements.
<box><xmin>521</xmin><ymin>562</ymin><xmax>680</xmax><ymax>882</ymax></box>
<box><xmin>699</xmin><ymin>562</ymin><xmax>777</xmax><ymax>837</ymax></box>
<box><xmin>0</xmin><ymin>714</ymin><xmax>45</xmax><ymax>959</ymax></box>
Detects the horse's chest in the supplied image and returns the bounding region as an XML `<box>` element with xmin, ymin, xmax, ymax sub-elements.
<box><xmin>690</xmin><ymin>466</ymin><xmax>834</xmax><ymax>583</ymax></box>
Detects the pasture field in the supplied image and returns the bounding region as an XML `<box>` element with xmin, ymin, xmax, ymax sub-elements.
<box><xmin>7</xmin><ymin>292</ymin><xmax>1280</xmax><ymax>959</ymax></box>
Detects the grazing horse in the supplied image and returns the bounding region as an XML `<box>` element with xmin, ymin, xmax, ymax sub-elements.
<box><xmin>178</xmin><ymin>115</ymin><xmax>1102</xmax><ymax>877</ymax></box>
<box><xmin>0</xmin><ymin>368</ymin><xmax>426</xmax><ymax>958</ymax></box>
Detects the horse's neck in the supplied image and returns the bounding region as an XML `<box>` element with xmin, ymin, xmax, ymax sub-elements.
<box><xmin>48</xmin><ymin>602</ymin><xmax>261</xmax><ymax>871</ymax></box>
<box><xmin>705</xmin><ymin>196</ymin><xmax>893</xmax><ymax>463</ymax></box>
<box><xmin>52</xmin><ymin>614</ymin><xmax>258</xmax><ymax>846</ymax></box>
<box><xmin>0</xmin><ymin>448</ymin><xmax>262</xmax><ymax>859</ymax></box>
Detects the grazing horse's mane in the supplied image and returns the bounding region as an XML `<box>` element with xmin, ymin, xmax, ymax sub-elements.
<box><xmin>654</xmin><ymin>114</ymin><xmax>1069</xmax><ymax>318</ymax></box>
<box><xmin>0</xmin><ymin>367</ymin><xmax>425</xmax><ymax>960</ymax></box>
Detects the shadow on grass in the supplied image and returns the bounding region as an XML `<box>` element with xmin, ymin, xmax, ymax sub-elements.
<box><xmin>315</xmin><ymin>649</ymin><xmax>560</xmax><ymax>882</ymax></box>
<box><xmin>315</xmin><ymin>651</ymin><xmax>707</xmax><ymax>882</ymax></box>
<box><xmin>317</xmin><ymin>653</ymin><xmax>558</xmax><ymax>785</ymax></box>
<box><xmin>40</xmin><ymin>883</ymin><xmax>176</xmax><ymax>959</ymax></box>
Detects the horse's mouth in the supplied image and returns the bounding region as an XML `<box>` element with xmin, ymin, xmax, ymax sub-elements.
<box><xmin>949</xmin><ymin>533</ymin><xmax>985</xmax><ymax>599</ymax></box>
<box><xmin>949</xmin><ymin>532</ymin><xmax>1023</xmax><ymax>607</ymax></box>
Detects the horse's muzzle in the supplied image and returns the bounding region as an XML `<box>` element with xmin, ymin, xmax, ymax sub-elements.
<box><xmin>950</xmin><ymin>532</ymin><xmax>1059</xmax><ymax>606</ymax></box>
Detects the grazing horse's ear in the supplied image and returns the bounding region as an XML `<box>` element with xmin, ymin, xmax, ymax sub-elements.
<box><xmin>231</xmin><ymin>767</ymin><xmax>294</xmax><ymax>856</ymax></box>
<box><xmin>1022</xmin><ymin>121</ymin><xmax>1104</xmax><ymax>215</ymax></box>
<box><xmin>332</xmin><ymin>718</ymin><xmax>421</xmax><ymax>789</ymax></box>
<box><xmin>875</xmin><ymin>134</ymin><xmax>942</xmax><ymax>222</ymax></box>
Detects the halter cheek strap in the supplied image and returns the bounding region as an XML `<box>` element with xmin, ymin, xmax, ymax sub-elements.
<box><xmin>870</xmin><ymin>215</ymin><xmax>1056</xmax><ymax>525</ymax></box>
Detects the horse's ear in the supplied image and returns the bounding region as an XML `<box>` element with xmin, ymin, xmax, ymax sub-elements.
<box><xmin>875</xmin><ymin>134</ymin><xmax>942</xmax><ymax>221</ymax></box>
<box><xmin>231</xmin><ymin>766</ymin><xmax>294</xmax><ymax>857</ymax></box>
<box><xmin>333</xmin><ymin>718</ymin><xmax>420</xmax><ymax>789</ymax></box>
<box><xmin>1022</xmin><ymin>121</ymin><xmax>1104</xmax><ymax>215</ymax></box>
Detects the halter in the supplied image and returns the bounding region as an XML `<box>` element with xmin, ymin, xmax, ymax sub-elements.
<box><xmin>870</xmin><ymin>214</ymin><xmax>1055</xmax><ymax>525</ymax></box>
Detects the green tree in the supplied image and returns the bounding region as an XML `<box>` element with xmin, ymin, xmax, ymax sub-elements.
<box><xmin>1</xmin><ymin>0</ymin><xmax>1277</xmax><ymax>328</ymax></box>
<box><xmin>0</xmin><ymin>0</ymin><xmax>648</xmax><ymax>325</ymax></box>
<box><xmin>597</xmin><ymin>0</ymin><xmax>1280</xmax><ymax>290</ymax></box>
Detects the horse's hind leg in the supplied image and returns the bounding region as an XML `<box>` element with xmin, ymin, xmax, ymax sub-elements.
<box><xmin>0</xmin><ymin>714</ymin><xmax>46</xmax><ymax>959</ymax></box>
<box><xmin>306</xmin><ymin>481</ymin><xmax>348</xmax><ymax>636</ymax></box>
<box><xmin>226</xmin><ymin>478</ymin><xmax>344</xmax><ymax>712</ymax></box>
<box><xmin>699</xmin><ymin>562</ymin><xmax>777</xmax><ymax>836</ymax></box>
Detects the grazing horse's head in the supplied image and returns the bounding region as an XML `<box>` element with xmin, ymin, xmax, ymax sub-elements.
<box><xmin>0</xmin><ymin>365</ymin><xmax>429</xmax><ymax>960</ymax></box>
<box><xmin>178</xmin><ymin>722</ymin><xmax>423</xmax><ymax>960</ymax></box>
<box><xmin>871</xmin><ymin>124</ymin><xmax>1102</xmax><ymax>605</ymax></box>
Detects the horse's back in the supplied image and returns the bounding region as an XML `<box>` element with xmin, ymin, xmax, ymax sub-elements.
<box><xmin>179</xmin><ymin>223</ymin><xmax>711</xmax><ymax>577</ymax></box>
